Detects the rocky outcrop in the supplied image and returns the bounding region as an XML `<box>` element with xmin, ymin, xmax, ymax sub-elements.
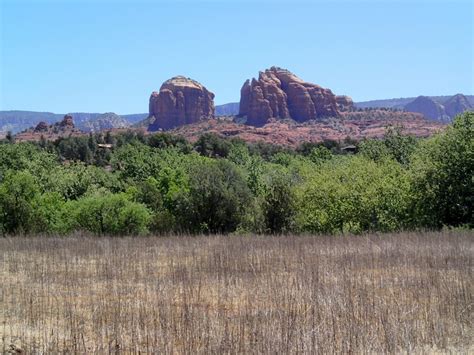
<box><xmin>444</xmin><ymin>94</ymin><xmax>473</xmax><ymax>118</ymax></box>
<box><xmin>148</xmin><ymin>76</ymin><xmax>215</xmax><ymax>131</ymax></box>
<box><xmin>59</xmin><ymin>115</ymin><xmax>75</xmax><ymax>129</ymax></box>
<box><xmin>335</xmin><ymin>95</ymin><xmax>354</xmax><ymax>112</ymax></box>
<box><xmin>404</xmin><ymin>96</ymin><xmax>449</xmax><ymax>122</ymax></box>
<box><xmin>34</xmin><ymin>121</ymin><xmax>49</xmax><ymax>132</ymax></box>
<box><xmin>239</xmin><ymin>67</ymin><xmax>341</xmax><ymax>126</ymax></box>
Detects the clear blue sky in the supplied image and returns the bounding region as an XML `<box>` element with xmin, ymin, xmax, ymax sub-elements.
<box><xmin>1</xmin><ymin>0</ymin><xmax>473</xmax><ymax>114</ymax></box>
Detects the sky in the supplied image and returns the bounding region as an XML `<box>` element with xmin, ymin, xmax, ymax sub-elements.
<box><xmin>0</xmin><ymin>0</ymin><xmax>473</xmax><ymax>114</ymax></box>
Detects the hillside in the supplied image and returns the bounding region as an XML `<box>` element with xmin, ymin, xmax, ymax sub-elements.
<box><xmin>215</xmin><ymin>102</ymin><xmax>240</xmax><ymax>116</ymax></box>
<box><xmin>0</xmin><ymin>111</ymin><xmax>64</xmax><ymax>134</ymax></box>
<box><xmin>170</xmin><ymin>112</ymin><xmax>444</xmax><ymax>148</ymax></box>
<box><xmin>122</xmin><ymin>113</ymin><xmax>148</xmax><ymax>124</ymax></box>
<box><xmin>0</xmin><ymin>111</ymin><xmax>148</xmax><ymax>134</ymax></box>
<box><xmin>80</xmin><ymin>112</ymin><xmax>130</xmax><ymax>132</ymax></box>
<box><xmin>14</xmin><ymin>115</ymin><xmax>83</xmax><ymax>142</ymax></box>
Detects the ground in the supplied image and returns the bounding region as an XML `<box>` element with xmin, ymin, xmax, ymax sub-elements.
<box><xmin>1</xmin><ymin>231</ymin><xmax>472</xmax><ymax>353</ymax></box>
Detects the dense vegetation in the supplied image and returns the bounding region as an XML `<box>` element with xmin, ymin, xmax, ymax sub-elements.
<box><xmin>0</xmin><ymin>112</ymin><xmax>472</xmax><ymax>236</ymax></box>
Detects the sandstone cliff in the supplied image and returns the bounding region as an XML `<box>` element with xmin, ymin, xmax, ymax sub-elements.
<box><xmin>239</xmin><ymin>67</ymin><xmax>342</xmax><ymax>126</ymax></box>
<box><xmin>335</xmin><ymin>95</ymin><xmax>354</xmax><ymax>112</ymax></box>
<box><xmin>148</xmin><ymin>76</ymin><xmax>215</xmax><ymax>131</ymax></box>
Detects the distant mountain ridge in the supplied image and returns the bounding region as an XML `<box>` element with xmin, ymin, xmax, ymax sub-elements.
<box><xmin>81</xmin><ymin>112</ymin><xmax>131</xmax><ymax>132</ymax></box>
<box><xmin>215</xmin><ymin>102</ymin><xmax>240</xmax><ymax>116</ymax></box>
<box><xmin>355</xmin><ymin>95</ymin><xmax>474</xmax><ymax>109</ymax></box>
<box><xmin>0</xmin><ymin>111</ymin><xmax>147</xmax><ymax>134</ymax></box>
<box><xmin>2</xmin><ymin>93</ymin><xmax>472</xmax><ymax>134</ymax></box>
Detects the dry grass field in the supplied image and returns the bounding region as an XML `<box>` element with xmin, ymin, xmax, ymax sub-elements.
<box><xmin>1</xmin><ymin>231</ymin><xmax>473</xmax><ymax>354</ymax></box>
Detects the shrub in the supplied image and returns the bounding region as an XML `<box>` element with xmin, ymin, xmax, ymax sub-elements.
<box><xmin>0</xmin><ymin>171</ymin><xmax>39</xmax><ymax>234</ymax></box>
<box><xmin>296</xmin><ymin>157</ymin><xmax>412</xmax><ymax>234</ymax></box>
<box><xmin>175</xmin><ymin>159</ymin><xmax>252</xmax><ymax>233</ymax></box>
<box><xmin>261</xmin><ymin>172</ymin><xmax>296</xmax><ymax>234</ymax></box>
<box><xmin>68</xmin><ymin>193</ymin><xmax>151</xmax><ymax>235</ymax></box>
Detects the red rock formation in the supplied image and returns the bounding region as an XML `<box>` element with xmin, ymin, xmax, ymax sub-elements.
<box><xmin>59</xmin><ymin>115</ymin><xmax>75</xmax><ymax>129</ymax></box>
<box><xmin>335</xmin><ymin>95</ymin><xmax>354</xmax><ymax>112</ymax></box>
<box><xmin>34</xmin><ymin>121</ymin><xmax>49</xmax><ymax>132</ymax></box>
<box><xmin>239</xmin><ymin>67</ymin><xmax>341</xmax><ymax>126</ymax></box>
<box><xmin>148</xmin><ymin>76</ymin><xmax>215</xmax><ymax>131</ymax></box>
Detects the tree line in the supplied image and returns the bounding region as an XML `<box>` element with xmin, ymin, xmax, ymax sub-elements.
<box><xmin>0</xmin><ymin>112</ymin><xmax>472</xmax><ymax>236</ymax></box>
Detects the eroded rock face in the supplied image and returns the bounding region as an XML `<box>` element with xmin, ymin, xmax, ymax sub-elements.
<box><xmin>336</xmin><ymin>95</ymin><xmax>354</xmax><ymax>112</ymax></box>
<box><xmin>239</xmin><ymin>67</ymin><xmax>340</xmax><ymax>126</ymax></box>
<box><xmin>148</xmin><ymin>76</ymin><xmax>215</xmax><ymax>131</ymax></box>
<box><xmin>444</xmin><ymin>94</ymin><xmax>473</xmax><ymax>118</ymax></box>
<box><xmin>59</xmin><ymin>115</ymin><xmax>75</xmax><ymax>129</ymax></box>
<box><xmin>34</xmin><ymin>121</ymin><xmax>49</xmax><ymax>132</ymax></box>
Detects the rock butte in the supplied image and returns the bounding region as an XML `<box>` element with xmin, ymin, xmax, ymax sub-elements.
<box><xmin>148</xmin><ymin>76</ymin><xmax>215</xmax><ymax>131</ymax></box>
<box><xmin>239</xmin><ymin>67</ymin><xmax>352</xmax><ymax>126</ymax></box>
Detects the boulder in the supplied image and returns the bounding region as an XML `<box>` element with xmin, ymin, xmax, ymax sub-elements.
<box><xmin>148</xmin><ymin>76</ymin><xmax>215</xmax><ymax>131</ymax></box>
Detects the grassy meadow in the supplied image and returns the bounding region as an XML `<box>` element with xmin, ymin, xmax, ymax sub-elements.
<box><xmin>1</xmin><ymin>231</ymin><xmax>472</xmax><ymax>353</ymax></box>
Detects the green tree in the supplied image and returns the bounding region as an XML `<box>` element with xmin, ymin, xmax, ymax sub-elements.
<box><xmin>296</xmin><ymin>156</ymin><xmax>412</xmax><ymax>234</ymax></box>
<box><xmin>383</xmin><ymin>126</ymin><xmax>418</xmax><ymax>165</ymax></box>
<box><xmin>194</xmin><ymin>133</ymin><xmax>231</xmax><ymax>158</ymax></box>
<box><xmin>358</xmin><ymin>139</ymin><xmax>390</xmax><ymax>162</ymax></box>
<box><xmin>410</xmin><ymin>112</ymin><xmax>473</xmax><ymax>228</ymax></box>
<box><xmin>358</xmin><ymin>127</ymin><xmax>418</xmax><ymax>165</ymax></box>
<box><xmin>111</xmin><ymin>143</ymin><xmax>160</xmax><ymax>181</ymax></box>
<box><xmin>147</xmin><ymin>133</ymin><xmax>191</xmax><ymax>153</ymax></box>
<box><xmin>175</xmin><ymin>159</ymin><xmax>251</xmax><ymax>233</ymax></box>
<box><xmin>0</xmin><ymin>171</ymin><xmax>39</xmax><ymax>234</ymax></box>
<box><xmin>309</xmin><ymin>146</ymin><xmax>332</xmax><ymax>165</ymax></box>
<box><xmin>262</xmin><ymin>172</ymin><xmax>296</xmax><ymax>234</ymax></box>
<box><xmin>32</xmin><ymin>192</ymin><xmax>69</xmax><ymax>233</ymax></box>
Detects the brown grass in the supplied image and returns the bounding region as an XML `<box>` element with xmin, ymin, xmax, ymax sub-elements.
<box><xmin>1</xmin><ymin>231</ymin><xmax>472</xmax><ymax>353</ymax></box>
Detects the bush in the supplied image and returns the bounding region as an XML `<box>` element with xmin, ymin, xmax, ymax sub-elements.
<box><xmin>194</xmin><ymin>133</ymin><xmax>232</xmax><ymax>158</ymax></box>
<box><xmin>261</xmin><ymin>172</ymin><xmax>296</xmax><ymax>234</ymax></box>
<box><xmin>296</xmin><ymin>157</ymin><xmax>412</xmax><ymax>234</ymax></box>
<box><xmin>68</xmin><ymin>193</ymin><xmax>151</xmax><ymax>235</ymax></box>
<box><xmin>359</xmin><ymin>127</ymin><xmax>418</xmax><ymax>165</ymax></box>
<box><xmin>0</xmin><ymin>171</ymin><xmax>39</xmax><ymax>234</ymax></box>
<box><xmin>175</xmin><ymin>159</ymin><xmax>252</xmax><ymax>233</ymax></box>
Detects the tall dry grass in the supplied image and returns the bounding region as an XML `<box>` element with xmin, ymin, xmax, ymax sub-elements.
<box><xmin>1</xmin><ymin>231</ymin><xmax>472</xmax><ymax>353</ymax></box>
